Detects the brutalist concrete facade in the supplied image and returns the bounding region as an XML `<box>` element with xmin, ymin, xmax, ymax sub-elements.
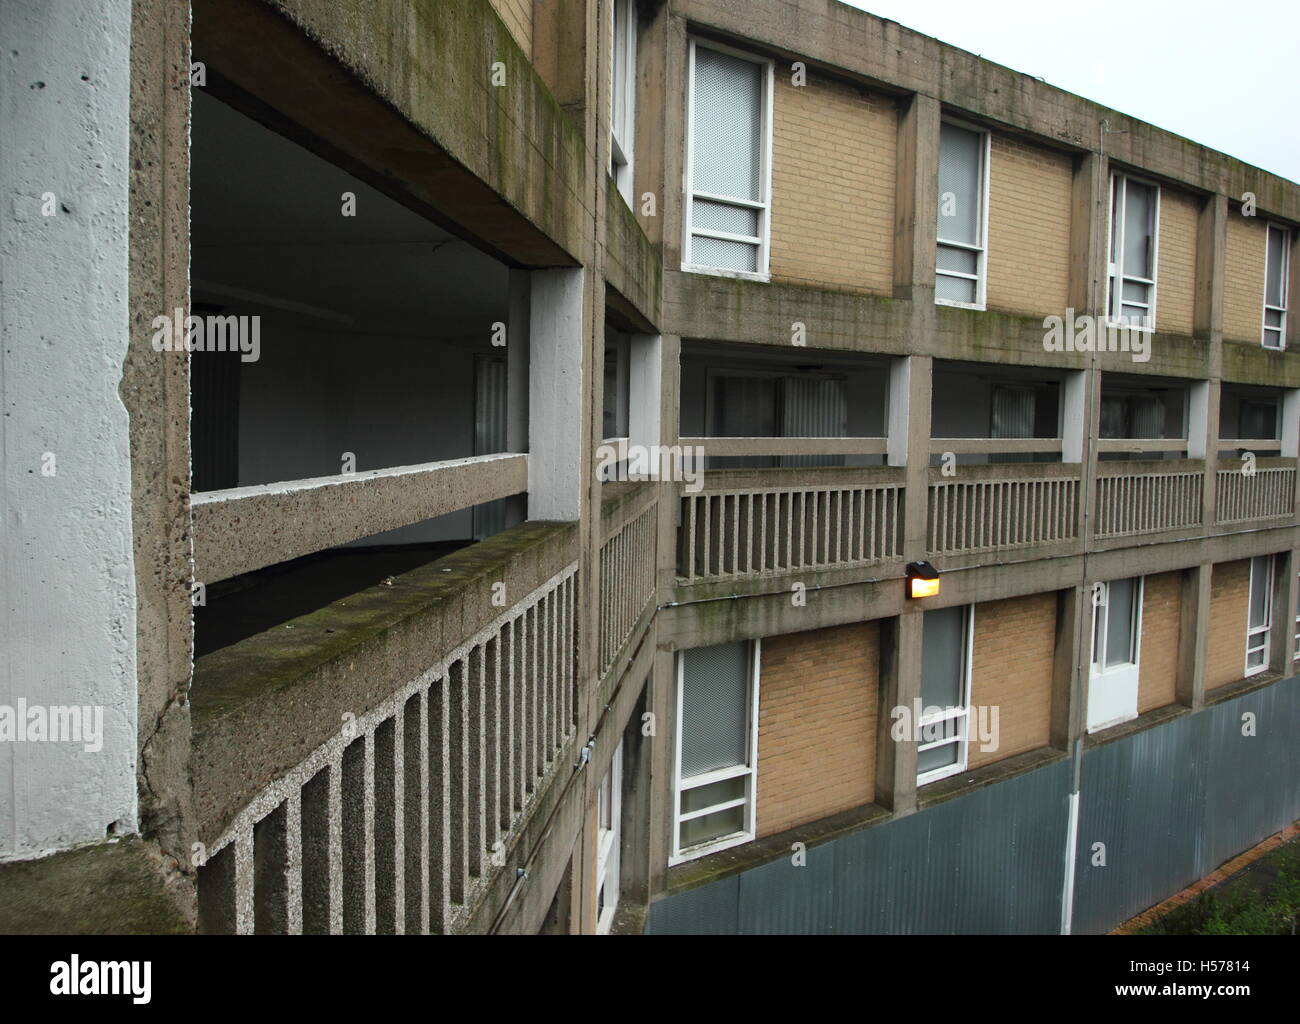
<box><xmin>1</xmin><ymin>0</ymin><xmax>1298</xmax><ymax>935</ymax></box>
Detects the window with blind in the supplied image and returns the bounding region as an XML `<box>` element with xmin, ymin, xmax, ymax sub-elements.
<box><xmin>684</xmin><ymin>41</ymin><xmax>772</xmax><ymax>278</ymax></box>
<box><xmin>707</xmin><ymin>371</ymin><xmax>848</xmax><ymax>469</ymax></box>
<box><xmin>673</xmin><ymin>641</ymin><xmax>760</xmax><ymax>862</ymax></box>
<box><xmin>1246</xmin><ymin>556</ymin><xmax>1274</xmax><ymax>677</ymax></box>
<box><xmin>610</xmin><ymin>0</ymin><xmax>637</xmax><ymax>206</ymax></box>
<box><xmin>917</xmin><ymin>605</ymin><xmax>973</xmax><ymax>785</ymax></box>
<box><xmin>935</xmin><ymin>123</ymin><xmax>989</xmax><ymax>307</ymax></box>
<box><xmin>1107</xmin><ymin>174</ymin><xmax>1160</xmax><ymax>329</ymax></box>
<box><xmin>1263</xmin><ymin>224</ymin><xmax>1290</xmax><ymax>350</ymax></box>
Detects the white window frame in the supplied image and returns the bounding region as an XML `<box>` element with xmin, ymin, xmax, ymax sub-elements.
<box><xmin>682</xmin><ymin>38</ymin><xmax>774</xmax><ymax>282</ymax></box>
<box><xmin>934</xmin><ymin>121</ymin><xmax>991</xmax><ymax>312</ymax></box>
<box><xmin>595</xmin><ymin>739</ymin><xmax>623</xmax><ymax>934</ymax></box>
<box><xmin>916</xmin><ymin>604</ymin><xmax>975</xmax><ymax>787</ymax></box>
<box><xmin>610</xmin><ymin>0</ymin><xmax>637</xmax><ymax>207</ymax></box>
<box><xmin>1106</xmin><ymin>172</ymin><xmax>1161</xmax><ymax>332</ymax></box>
<box><xmin>1293</xmin><ymin>568</ymin><xmax>1299</xmax><ymax>661</ymax></box>
<box><xmin>1262</xmin><ymin>222</ymin><xmax>1290</xmax><ymax>351</ymax></box>
<box><xmin>1245</xmin><ymin>555</ymin><xmax>1275</xmax><ymax>678</ymax></box>
<box><xmin>1087</xmin><ymin>577</ymin><xmax>1144</xmax><ymax>733</ymax></box>
<box><xmin>670</xmin><ymin>640</ymin><xmax>761</xmax><ymax>865</ymax></box>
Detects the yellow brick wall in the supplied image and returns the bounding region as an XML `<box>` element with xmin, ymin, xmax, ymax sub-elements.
<box><xmin>1224</xmin><ymin>214</ymin><xmax>1268</xmax><ymax>344</ymax></box>
<box><xmin>1207</xmin><ymin>559</ymin><xmax>1250</xmax><ymax>690</ymax></box>
<box><xmin>1138</xmin><ymin>571</ymin><xmax>1182</xmax><ymax>713</ymax></box>
<box><xmin>489</xmin><ymin>0</ymin><xmax>533</xmax><ymax>56</ymax></box>
<box><xmin>769</xmin><ymin>72</ymin><xmax>895</xmax><ymax>294</ymax></box>
<box><xmin>1155</xmin><ymin>189</ymin><xmax>1198</xmax><ymax>336</ymax></box>
<box><xmin>968</xmin><ymin>593</ymin><xmax>1054</xmax><ymax>769</ymax></box>
<box><xmin>985</xmin><ymin>135</ymin><xmax>1072</xmax><ymax>318</ymax></box>
<box><xmin>756</xmin><ymin>622</ymin><xmax>878</xmax><ymax>837</ymax></box>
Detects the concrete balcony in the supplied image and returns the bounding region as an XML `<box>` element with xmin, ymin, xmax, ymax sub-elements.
<box><xmin>191</xmin><ymin>520</ymin><xmax>580</xmax><ymax>934</ymax></box>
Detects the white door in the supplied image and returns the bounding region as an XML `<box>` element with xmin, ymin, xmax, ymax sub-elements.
<box><xmin>595</xmin><ymin>740</ymin><xmax>623</xmax><ymax>934</ymax></box>
<box><xmin>1087</xmin><ymin>577</ymin><xmax>1143</xmax><ymax>732</ymax></box>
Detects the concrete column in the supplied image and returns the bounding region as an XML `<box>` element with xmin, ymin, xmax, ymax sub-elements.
<box><xmin>1187</xmin><ymin>379</ymin><xmax>1220</xmax><ymax>526</ymax></box>
<box><xmin>892</xmin><ymin>93</ymin><xmax>940</xmax><ymax>301</ymax></box>
<box><xmin>1194</xmin><ymin>194</ymin><xmax>1228</xmax><ymax>341</ymax></box>
<box><xmin>656</xmin><ymin>335</ymin><xmax>682</xmax><ymax>594</ymax></box>
<box><xmin>1068</xmin><ymin>151</ymin><xmax>1109</xmax><ymax>317</ymax></box>
<box><xmin>876</xmin><ymin>613</ymin><xmax>921</xmax><ymax>815</ymax></box>
<box><xmin>528</xmin><ymin>268</ymin><xmax>586</xmax><ymax>521</ymax></box>
<box><xmin>1050</xmin><ymin>584</ymin><xmax>1087</xmax><ymax>748</ymax></box>
<box><xmin>1061</xmin><ymin>371</ymin><xmax>1088</xmax><ymax>464</ymax></box>
<box><xmin>646</xmin><ymin>647</ymin><xmax>676</xmax><ymax>895</ymax></box>
<box><xmin>1270</xmin><ymin>551</ymin><xmax>1296</xmax><ymax>677</ymax></box>
<box><xmin>1177</xmin><ymin>564</ymin><xmax>1211</xmax><ymax>710</ymax></box>
<box><xmin>888</xmin><ymin>355</ymin><xmax>933</xmax><ymax>557</ymax></box>
<box><xmin>628</xmin><ymin>333</ymin><xmax>663</xmax><ymax>453</ymax></box>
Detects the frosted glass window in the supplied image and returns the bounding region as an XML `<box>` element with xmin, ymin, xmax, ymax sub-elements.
<box><xmin>1104</xmin><ymin>578</ymin><xmax>1137</xmax><ymax>669</ymax></box>
<box><xmin>935</xmin><ymin>123</ymin><xmax>987</xmax><ymax>307</ymax></box>
<box><xmin>1246</xmin><ymin>556</ymin><xmax>1273</xmax><ymax>675</ymax></box>
<box><xmin>917</xmin><ymin>605</ymin><xmax>972</xmax><ymax>786</ymax></box>
<box><xmin>673</xmin><ymin>641</ymin><xmax>759</xmax><ymax>862</ymax></box>
<box><xmin>679</xmin><ymin>642</ymin><xmax>749</xmax><ymax>777</ymax></box>
<box><xmin>686</xmin><ymin>43</ymin><xmax>769</xmax><ymax>275</ymax></box>
<box><xmin>1108</xmin><ymin>174</ymin><xmax>1159</xmax><ymax>328</ymax></box>
<box><xmin>1264</xmin><ymin>225</ymin><xmax>1289</xmax><ymax>349</ymax></box>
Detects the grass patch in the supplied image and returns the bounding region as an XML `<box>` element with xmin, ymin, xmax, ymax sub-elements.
<box><xmin>1138</xmin><ymin>839</ymin><xmax>1300</xmax><ymax>935</ymax></box>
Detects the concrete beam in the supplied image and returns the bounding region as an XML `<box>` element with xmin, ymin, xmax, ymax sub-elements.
<box><xmin>193</xmin><ymin>454</ymin><xmax>530</xmax><ymax>584</ymax></box>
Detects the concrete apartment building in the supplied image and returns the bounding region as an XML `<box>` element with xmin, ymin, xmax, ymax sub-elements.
<box><xmin>2</xmin><ymin>0</ymin><xmax>1299</xmax><ymax>934</ymax></box>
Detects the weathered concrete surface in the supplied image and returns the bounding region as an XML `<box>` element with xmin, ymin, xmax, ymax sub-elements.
<box><xmin>193</xmin><ymin>0</ymin><xmax>589</xmax><ymax>267</ymax></box>
<box><xmin>191</xmin><ymin>521</ymin><xmax>579</xmax><ymax>845</ymax></box>
<box><xmin>125</xmin><ymin>0</ymin><xmax>198</xmax><ymax>894</ymax></box>
<box><xmin>0</xmin><ymin>839</ymin><xmax>193</xmax><ymax>935</ymax></box>
<box><xmin>192</xmin><ymin>454</ymin><xmax>530</xmax><ymax>584</ymax></box>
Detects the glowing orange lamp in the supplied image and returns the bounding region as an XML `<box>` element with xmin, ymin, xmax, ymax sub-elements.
<box><xmin>906</xmin><ymin>561</ymin><xmax>940</xmax><ymax>600</ymax></box>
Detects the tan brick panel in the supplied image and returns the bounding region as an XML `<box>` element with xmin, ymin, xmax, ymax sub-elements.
<box><xmin>1206</xmin><ymin>559</ymin><xmax>1250</xmax><ymax>690</ymax></box>
<box><xmin>769</xmin><ymin>72</ymin><xmax>895</xmax><ymax>295</ymax></box>
<box><xmin>968</xmin><ymin>593</ymin><xmax>1054</xmax><ymax>769</ymax></box>
<box><xmin>985</xmin><ymin>135</ymin><xmax>1071</xmax><ymax>318</ymax></box>
<box><xmin>1155</xmin><ymin>189</ymin><xmax>1197</xmax><ymax>336</ymax></box>
<box><xmin>1223</xmin><ymin>214</ymin><xmax>1267</xmax><ymax>344</ymax></box>
<box><xmin>1138</xmin><ymin>571</ymin><xmax>1182</xmax><ymax>713</ymax></box>
<box><xmin>756</xmin><ymin>622</ymin><xmax>878</xmax><ymax>837</ymax></box>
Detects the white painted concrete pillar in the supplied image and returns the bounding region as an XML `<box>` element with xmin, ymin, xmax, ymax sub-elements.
<box><xmin>628</xmin><ymin>334</ymin><xmax>662</xmax><ymax>452</ymax></box>
<box><xmin>0</xmin><ymin>0</ymin><xmax>137</xmax><ymax>859</ymax></box>
<box><xmin>527</xmin><ymin>268</ymin><xmax>585</xmax><ymax>521</ymax></box>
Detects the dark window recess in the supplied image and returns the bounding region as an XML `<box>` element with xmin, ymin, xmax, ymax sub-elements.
<box><xmin>190</xmin><ymin>301</ymin><xmax>242</xmax><ymax>493</ymax></box>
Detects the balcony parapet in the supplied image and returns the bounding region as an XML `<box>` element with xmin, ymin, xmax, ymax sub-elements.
<box><xmin>192</xmin><ymin>520</ymin><xmax>578</xmax><ymax>933</ymax></box>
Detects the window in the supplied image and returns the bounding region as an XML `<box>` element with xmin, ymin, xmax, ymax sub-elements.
<box><xmin>1246</xmin><ymin>555</ymin><xmax>1274</xmax><ymax>677</ymax></box>
<box><xmin>935</xmin><ymin>123</ymin><xmax>989</xmax><ymax>308</ymax></box>
<box><xmin>684</xmin><ymin>41</ymin><xmax>773</xmax><ymax>278</ymax></box>
<box><xmin>1263</xmin><ymin>224</ymin><xmax>1290</xmax><ymax>350</ymax></box>
<box><xmin>706</xmin><ymin>369</ymin><xmax>848</xmax><ymax>468</ymax></box>
<box><xmin>1237</xmin><ymin>397</ymin><xmax>1280</xmax><ymax>442</ymax></box>
<box><xmin>610</xmin><ymin>0</ymin><xmax>637</xmax><ymax>206</ymax></box>
<box><xmin>1107</xmin><ymin>173</ymin><xmax>1160</xmax><ymax>329</ymax></box>
<box><xmin>603</xmin><ymin>332</ymin><xmax>630</xmax><ymax>443</ymax></box>
<box><xmin>1087</xmin><ymin>577</ymin><xmax>1143</xmax><ymax>732</ymax></box>
<box><xmin>917</xmin><ymin>604</ymin><xmax>973</xmax><ymax>786</ymax></box>
<box><xmin>595</xmin><ymin>740</ymin><xmax>623</xmax><ymax>934</ymax></box>
<box><xmin>672</xmin><ymin>641</ymin><xmax>760</xmax><ymax>863</ymax></box>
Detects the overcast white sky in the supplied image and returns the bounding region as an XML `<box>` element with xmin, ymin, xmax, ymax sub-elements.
<box><xmin>839</xmin><ymin>0</ymin><xmax>1300</xmax><ymax>183</ymax></box>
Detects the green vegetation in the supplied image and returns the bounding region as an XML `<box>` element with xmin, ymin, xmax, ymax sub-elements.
<box><xmin>1138</xmin><ymin>840</ymin><xmax>1300</xmax><ymax>935</ymax></box>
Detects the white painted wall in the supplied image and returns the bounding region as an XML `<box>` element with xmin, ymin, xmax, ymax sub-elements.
<box><xmin>0</xmin><ymin>0</ymin><xmax>137</xmax><ymax>860</ymax></box>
